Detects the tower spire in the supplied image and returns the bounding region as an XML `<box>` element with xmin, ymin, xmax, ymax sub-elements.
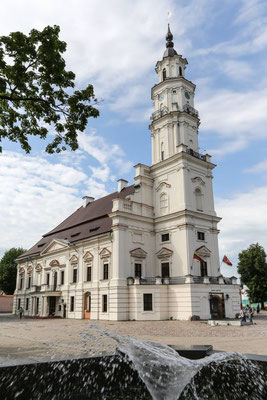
<box><xmin>163</xmin><ymin>24</ymin><xmax>177</xmax><ymax>57</ymax></box>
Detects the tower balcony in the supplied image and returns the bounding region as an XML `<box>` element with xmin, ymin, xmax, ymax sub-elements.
<box><xmin>151</xmin><ymin>106</ymin><xmax>169</xmax><ymax>121</ymax></box>
<box><xmin>183</xmin><ymin>104</ymin><xmax>199</xmax><ymax>118</ymax></box>
<box><xmin>186</xmin><ymin>148</ymin><xmax>207</xmax><ymax>162</ymax></box>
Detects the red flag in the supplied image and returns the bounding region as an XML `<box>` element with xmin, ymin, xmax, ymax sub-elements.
<box><xmin>222</xmin><ymin>255</ymin><xmax>232</xmax><ymax>266</ymax></box>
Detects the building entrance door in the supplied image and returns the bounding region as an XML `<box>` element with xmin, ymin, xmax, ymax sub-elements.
<box><xmin>84</xmin><ymin>292</ymin><xmax>91</xmax><ymax>319</ymax></box>
<box><xmin>49</xmin><ymin>296</ymin><xmax>56</xmax><ymax>316</ymax></box>
<box><xmin>210</xmin><ymin>294</ymin><xmax>225</xmax><ymax>319</ymax></box>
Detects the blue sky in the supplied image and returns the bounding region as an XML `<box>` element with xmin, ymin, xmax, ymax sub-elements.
<box><xmin>1</xmin><ymin>0</ymin><xmax>267</xmax><ymax>278</ymax></box>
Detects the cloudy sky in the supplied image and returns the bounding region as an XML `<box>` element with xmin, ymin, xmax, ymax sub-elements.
<box><xmin>1</xmin><ymin>0</ymin><xmax>267</xmax><ymax>277</ymax></box>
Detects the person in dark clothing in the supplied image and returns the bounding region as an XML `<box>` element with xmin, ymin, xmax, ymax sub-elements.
<box><xmin>18</xmin><ymin>306</ymin><xmax>24</xmax><ymax>319</ymax></box>
<box><xmin>257</xmin><ymin>304</ymin><xmax>260</xmax><ymax>314</ymax></box>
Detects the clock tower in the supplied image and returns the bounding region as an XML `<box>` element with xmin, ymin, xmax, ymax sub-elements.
<box><xmin>150</xmin><ymin>24</ymin><xmax>200</xmax><ymax>164</ymax></box>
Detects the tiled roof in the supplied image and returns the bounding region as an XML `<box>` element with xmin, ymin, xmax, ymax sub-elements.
<box><xmin>17</xmin><ymin>185</ymin><xmax>135</xmax><ymax>261</ymax></box>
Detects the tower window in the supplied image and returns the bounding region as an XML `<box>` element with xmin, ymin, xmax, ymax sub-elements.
<box><xmin>161</xmin><ymin>233</ymin><xmax>169</xmax><ymax>242</ymax></box>
<box><xmin>195</xmin><ymin>188</ymin><xmax>203</xmax><ymax>211</ymax></box>
<box><xmin>161</xmin><ymin>263</ymin><xmax>170</xmax><ymax>278</ymax></box>
<box><xmin>135</xmin><ymin>263</ymin><xmax>142</xmax><ymax>278</ymax></box>
<box><xmin>197</xmin><ymin>231</ymin><xmax>205</xmax><ymax>241</ymax></box>
<box><xmin>200</xmin><ymin>261</ymin><xmax>208</xmax><ymax>277</ymax></box>
<box><xmin>160</xmin><ymin>193</ymin><xmax>168</xmax><ymax>210</ymax></box>
<box><xmin>162</xmin><ymin>68</ymin><xmax>166</xmax><ymax>81</ymax></box>
<box><xmin>179</xmin><ymin>66</ymin><xmax>182</xmax><ymax>76</ymax></box>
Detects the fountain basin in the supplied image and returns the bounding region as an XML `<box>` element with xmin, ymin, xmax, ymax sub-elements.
<box><xmin>1</xmin><ymin>351</ymin><xmax>266</xmax><ymax>399</ymax></box>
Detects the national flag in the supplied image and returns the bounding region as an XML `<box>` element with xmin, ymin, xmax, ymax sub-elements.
<box><xmin>193</xmin><ymin>251</ymin><xmax>204</xmax><ymax>263</ymax></box>
<box><xmin>222</xmin><ymin>255</ymin><xmax>232</xmax><ymax>266</ymax></box>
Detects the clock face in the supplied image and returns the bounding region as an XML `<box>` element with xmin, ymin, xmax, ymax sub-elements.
<box><xmin>158</xmin><ymin>93</ymin><xmax>164</xmax><ymax>101</ymax></box>
<box><xmin>185</xmin><ymin>92</ymin><xmax>190</xmax><ymax>99</ymax></box>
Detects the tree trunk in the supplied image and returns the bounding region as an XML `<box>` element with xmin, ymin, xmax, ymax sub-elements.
<box><xmin>261</xmin><ymin>300</ymin><xmax>265</xmax><ymax>309</ymax></box>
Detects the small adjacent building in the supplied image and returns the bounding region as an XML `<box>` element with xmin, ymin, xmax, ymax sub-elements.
<box><xmin>13</xmin><ymin>26</ymin><xmax>240</xmax><ymax>321</ymax></box>
<box><xmin>0</xmin><ymin>291</ymin><xmax>13</xmax><ymax>313</ymax></box>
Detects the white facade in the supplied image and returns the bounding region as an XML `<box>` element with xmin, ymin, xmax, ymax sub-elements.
<box><xmin>13</xmin><ymin>27</ymin><xmax>240</xmax><ymax>321</ymax></box>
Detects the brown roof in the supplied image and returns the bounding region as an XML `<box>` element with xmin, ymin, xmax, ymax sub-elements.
<box><xmin>18</xmin><ymin>185</ymin><xmax>135</xmax><ymax>261</ymax></box>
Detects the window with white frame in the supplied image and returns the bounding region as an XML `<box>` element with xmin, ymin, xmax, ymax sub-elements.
<box><xmin>103</xmin><ymin>264</ymin><xmax>109</xmax><ymax>280</ymax></box>
<box><xmin>134</xmin><ymin>263</ymin><xmax>142</xmax><ymax>278</ymax></box>
<box><xmin>102</xmin><ymin>294</ymin><xmax>107</xmax><ymax>312</ymax></box>
<box><xmin>143</xmin><ymin>294</ymin><xmax>153</xmax><ymax>311</ymax></box>
<box><xmin>70</xmin><ymin>296</ymin><xmax>75</xmax><ymax>312</ymax></box>
<box><xmin>73</xmin><ymin>268</ymin><xmax>78</xmax><ymax>283</ymax></box>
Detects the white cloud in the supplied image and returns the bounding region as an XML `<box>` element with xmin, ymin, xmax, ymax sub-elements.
<box><xmin>216</xmin><ymin>185</ymin><xmax>267</xmax><ymax>276</ymax></box>
<box><xmin>0</xmin><ymin>151</ymin><xmax>83</xmax><ymax>255</ymax></box>
<box><xmin>78</xmin><ymin>130</ymin><xmax>133</xmax><ymax>175</ymax></box>
<box><xmin>219</xmin><ymin>60</ymin><xmax>253</xmax><ymax>81</ymax></box>
<box><xmin>90</xmin><ymin>165</ymin><xmax>110</xmax><ymax>183</ymax></box>
<box><xmin>245</xmin><ymin>159</ymin><xmax>267</xmax><ymax>174</ymax></box>
<box><xmin>197</xmin><ymin>87</ymin><xmax>267</xmax><ymax>155</ymax></box>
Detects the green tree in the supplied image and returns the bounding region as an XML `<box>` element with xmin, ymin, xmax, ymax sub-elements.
<box><xmin>0</xmin><ymin>248</ymin><xmax>25</xmax><ymax>294</ymax></box>
<box><xmin>237</xmin><ymin>243</ymin><xmax>267</xmax><ymax>309</ymax></box>
<box><xmin>0</xmin><ymin>25</ymin><xmax>99</xmax><ymax>154</ymax></box>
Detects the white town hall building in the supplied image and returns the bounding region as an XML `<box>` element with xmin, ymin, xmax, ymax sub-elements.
<box><xmin>13</xmin><ymin>26</ymin><xmax>240</xmax><ymax>321</ymax></box>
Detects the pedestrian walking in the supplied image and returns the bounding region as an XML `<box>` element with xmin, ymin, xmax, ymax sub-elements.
<box><xmin>18</xmin><ymin>306</ymin><xmax>24</xmax><ymax>319</ymax></box>
<box><xmin>257</xmin><ymin>304</ymin><xmax>260</xmax><ymax>314</ymax></box>
<box><xmin>247</xmin><ymin>307</ymin><xmax>253</xmax><ymax>323</ymax></box>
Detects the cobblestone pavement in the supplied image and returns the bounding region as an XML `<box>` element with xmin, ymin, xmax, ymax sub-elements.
<box><xmin>0</xmin><ymin>312</ymin><xmax>267</xmax><ymax>362</ymax></box>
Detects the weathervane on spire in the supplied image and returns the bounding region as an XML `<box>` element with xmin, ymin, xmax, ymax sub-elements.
<box><xmin>167</xmin><ymin>11</ymin><xmax>172</xmax><ymax>23</ymax></box>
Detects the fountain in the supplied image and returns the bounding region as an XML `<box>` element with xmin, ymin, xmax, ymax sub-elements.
<box><xmin>0</xmin><ymin>326</ymin><xmax>266</xmax><ymax>399</ymax></box>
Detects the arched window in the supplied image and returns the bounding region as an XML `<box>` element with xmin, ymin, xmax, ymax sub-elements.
<box><xmin>179</xmin><ymin>66</ymin><xmax>182</xmax><ymax>76</ymax></box>
<box><xmin>160</xmin><ymin>193</ymin><xmax>168</xmax><ymax>214</ymax></box>
<box><xmin>195</xmin><ymin>188</ymin><xmax>203</xmax><ymax>211</ymax></box>
<box><xmin>162</xmin><ymin>68</ymin><xmax>166</xmax><ymax>81</ymax></box>
<box><xmin>161</xmin><ymin>142</ymin><xmax>164</xmax><ymax>161</ymax></box>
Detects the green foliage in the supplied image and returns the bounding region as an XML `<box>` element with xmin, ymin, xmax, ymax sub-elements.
<box><xmin>0</xmin><ymin>248</ymin><xmax>26</xmax><ymax>294</ymax></box>
<box><xmin>237</xmin><ymin>243</ymin><xmax>267</xmax><ymax>306</ymax></box>
<box><xmin>0</xmin><ymin>25</ymin><xmax>99</xmax><ymax>153</ymax></box>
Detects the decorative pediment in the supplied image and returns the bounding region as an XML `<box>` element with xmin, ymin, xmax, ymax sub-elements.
<box><xmin>191</xmin><ymin>177</ymin><xmax>205</xmax><ymax>186</ymax></box>
<box><xmin>99</xmin><ymin>248</ymin><xmax>111</xmax><ymax>259</ymax></box>
<box><xmin>156</xmin><ymin>247</ymin><xmax>173</xmax><ymax>259</ymax></box>
<box><xmin>156</xmin><ymin>181</ymin><xmax>171</xmax><ymax>192</ymax></box>
<box><xmin>35</xmin><ymin>263</ymin><xmax>42</xmax><ymax>272</ymax></box>
<box><xmin>196</xmin><ymin>246</ymin><xmax>211</xmax><ymax>257</ymax></box>
<box><xmin>40</xmin><ymin>239</ymin><xmax>69</xmax><ymax>255</ymax></box>
<box><xmin>49</xmin><ymin>259</ymin><xmax>60</xmax><ymax>267</ymax></box>
<box><xmin>69</xmin><ymin>254</ymin><xmax>78</xmax><ymax>264</ymax></box>
<box><xmin>83</xmin><ymin>251</ymin><xmax>94</xmax><ymax>262</ymax></box>
<box><xmin>130</xmin><ymin>248</ymin><xmax>147</xmax><ymax>259</ymax></box>
<box><xmin>19</xmin><ymin>267</ymin><xmax>25</xmax><ymax>275</ymax></box>
<box><xmin>27</xmin><ymin>265</ymin><xmax>33</xmax><ymax>274</ymax></box>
